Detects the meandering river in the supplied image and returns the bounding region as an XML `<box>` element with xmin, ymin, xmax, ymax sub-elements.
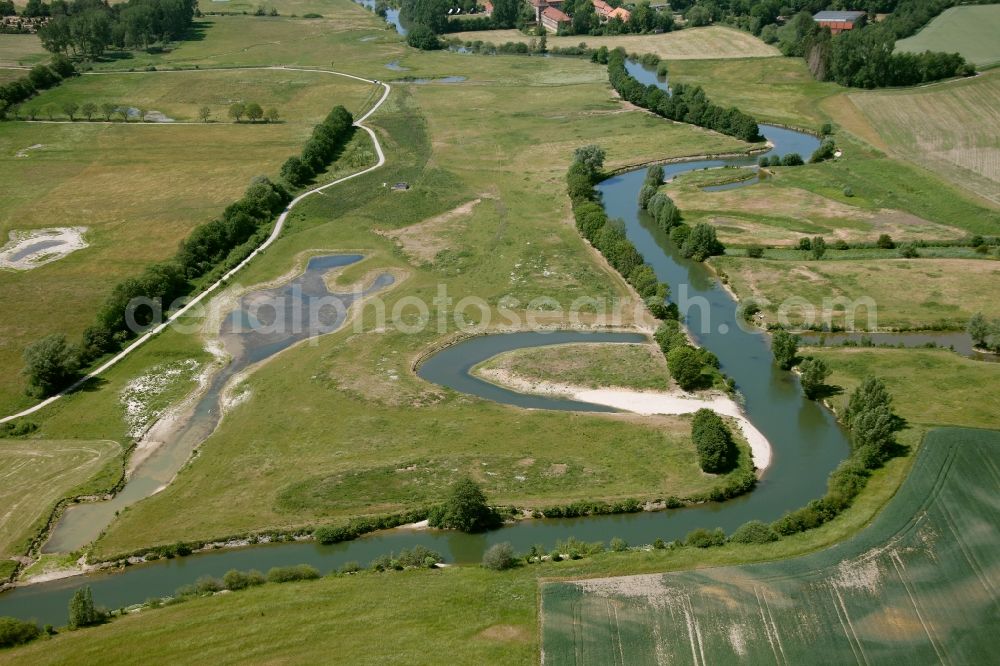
<box><xmin>0</xmin><ymin>61</ymin><xmax>860</xmax><ymax>623</ymax></box>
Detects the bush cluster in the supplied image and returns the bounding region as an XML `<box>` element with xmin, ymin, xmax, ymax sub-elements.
<box><xmin>0</xmin><ymin>616</ymin><xmax>42</xmax><ymax>648</ymax></box>
<box><xmin>313</xmin><ymin>508</ymin><xmax>428</xmax><ymax>544</ymax></box>
<box><xmin>691</xmin><ymin>408</ymin><xmax>738</xmax><ymax>474</ymax></box>
<box><xmin>537</xmin><ymin>497</ymin><xmax>642</xmax><ymax>519</ymax></box>
<box><xmin>427</xmin><ymin>478</ymin><xmax>501</xmax><ymax>532</ymax></box>
<box><xmin>481</xmin><ymin>542</ymin><xmax>516</xmax><ymax>570</ymax></box>
<box><xmin>758</xmin><ymin>152</ymin><xmax>804</xmax><ymax>167</ymax></box>
<box><xmin>370</xmin><ymin>545</ymin><xmax>443</xmax><ymax>571</ymax></box>
<box><xmin>280</xmin><ymin>105</ymin><xmax>353</xmax><ymax>187</ymax></box>
<box><xmin>608</xmin><ymin>48</ymin><xmax>762</xmax><ymax>143</ymax></box>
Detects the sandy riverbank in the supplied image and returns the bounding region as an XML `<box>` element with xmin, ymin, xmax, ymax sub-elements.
<box><xmin>477</xmin><ymin>368</ymin><xmax>772</xmax><ymax>470</ymax></box>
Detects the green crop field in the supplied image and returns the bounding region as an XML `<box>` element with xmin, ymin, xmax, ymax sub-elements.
<box><xmin>713</xmin><ymin>257</ymin><xmax>1000</xmax><ymax>330</ymax></box>
<box><xmin>475</xmin><ymin>342</ymin><xmax>673</xmax><ymax>392</ymax></box>
<box><xmin>896</xmin><ymin>5</ymin><xmax>1000</xmax><ymax>68</ymax></box>
<box><xmin>0</xmin><ymin>439</ymin><xmax>122</xmax><ymax>572</ymax></box>
<box><xmin>847</xmin><ymin>70</ymin><xmax>1000</xmax><ymax>206</ymax></box>
<box><xmin>448</xmin><ymin>26</ymin><xmax>780</xmax><ymax>60</ymax></box>
<box><xmin>542</xmin><ymin>427</ymin><xmax>1000</xmax><ymax>664</ymax></box>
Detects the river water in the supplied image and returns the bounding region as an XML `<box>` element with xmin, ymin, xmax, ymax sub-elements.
<box><xmin>1</xmin><ymin>76</ymin><xmax>854</xmax><ymax>625</ymax></box>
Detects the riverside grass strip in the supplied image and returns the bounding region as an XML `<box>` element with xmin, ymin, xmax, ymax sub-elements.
<box><xmin>541</xmin><ymin>427</ymin><xmax>1000</xmax><ymax>665</ymax></box>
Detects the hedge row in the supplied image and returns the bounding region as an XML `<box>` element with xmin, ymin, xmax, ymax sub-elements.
<box><xmin>608</xmin><ymin>48</ymin><xmax>762</xmax><ymax>143</ymax></box>
<box><xmin>0</xmin><ymin>55</ymin><xmax>75</xmax><ymax>114</ymax></box>
<box><xmin>313</xmin><ymin>508</ymin><xmax>429</xmax><ymax>545</ymax></box>
<box><xmin>279</xmin><ymin>105</ymin><xmax>354</xmax><ymax>187</ymax></box>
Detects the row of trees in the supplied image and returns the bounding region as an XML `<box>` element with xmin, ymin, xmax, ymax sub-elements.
<box><xmin>227</xmin><ymin>102</ymin><xmax>279</xmax><ymax>123</ymax></box>
<box><xmin>279</xmin><ymin>105</ymin><xmax>353</xmax><ymax>187</ymax></box>
<box><xmin>0</xmin><ymin>55</ymin><xmax>75</xmax><ymax>117</ymax></box>
<box><xmin>23</xmin><ymin>175</ymin><xmax>291</xmax><ymax>397</ymax></box>
<box><xmin>608</xmin><ymin>48</ymin><xmax>763</xmax><ymax>143</ymax></box>
<box><xmin>636</xmin><ymin>166</ymin><xmax>725</xmax><ymax>262</ymax></box>
<box><xmin>771</xmin><ymin>330</ymin><xmax>832</xmax><ymax>400</ymax></box>
<box><xmin>555</xmin><ymin>0</ymin><xmax>675</xmax><ymax>37</ymax></box>
<box><xmin>37</xmin><ymin>0</ymin><xmax>197</xmax><ymax>59</ymax></box>
<box><xmin>567</xmin><ymin>146</ymin><xmax>672</xmax><ymax>320</ymax></box>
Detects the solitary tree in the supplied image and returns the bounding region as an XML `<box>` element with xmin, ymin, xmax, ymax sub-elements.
<box><xmin>228</xmin><ymin>101</ymin><xmax>246</xmax><ymax>122</ymax></box>
<box><xmin>265</xmin><ymin>107</ymin><xmax>279</xmax><ymax>123</ymax></box>
<box><xmin>22</xmin><ymin>334</ymin><xmax>80</xmax><ymax>397</ymax></box>
<box><xmin>681</xmin><ymin>223</ymin><xmax>724</xmax><ymax>261</ymax></box>
<box><xmin>198</xmin><ymin>105</ymin><xmax>211</xmax><ymax>122</ymax></box>
<box><xmin>691</xmin><ymin>408</ymin><xmax>737</xmax><ymax>473</ymax></box>
<box><xmin>81</xmin><ymin>102</ymin><xmax>97</xmax><ymax>121</ymax></box>
<box><xmin>771</xmin><ymin>330</ymin><xmax>799</xmax><ymax>370</ymax></box>
<box><xmin>798</xmin><ymin>356</ymin><xmax>831</xmax><ymax>399</ymax></box>
<box><xmin>482</xmin><ymin>542</ymin><xmax>516</xmax><ymax>570</ymax></box>
<box><xmin>428</xmin><ymin>478</ymin><xmax>500</xmax><ymax>532</ymax></box>
<box><xmin>844</xmin><ymin>375</ymin><xmax>892</xmax><ymax>428</ymax></box>
<box><xmin>573</xmin><ymin>144</ymin><xmax>606</xmax><ymax>178</ymax></box>
<box><xmin>968</xmin><ymin>312</ymin><xmax>990</xmax><ymax>347</ymax></box>
<box><xmin>68</xmin><ymin>586</ymin><xmax>102</xmax><ymax>629</ymax></box>
<box><xmin>100</xmin><ymin>102</ymin><xmax>116</xmax><ymax>121</ymax></box>
<box><xmin>810</xmin><ymin>236</ymin><xmax>826</xmax><ymax>260</ymax></box>
<box><xmin>61</xmin><ymin>101</ymin><xmax>78</xmax><ymax>120</ymax></box>
<box><xmin>245</xmin><ymin>102</ymin><xmax>263</xmax><ymax>123</ymax></box>
<box><xmin>876</xmin><ymin>234</ymin><xmax>895</xmax><ymax>249</ymax></box>
<box><xmin>667</xmin><ymin>345</ymin><xmax>704</xmax><ymax>391</ymax></box>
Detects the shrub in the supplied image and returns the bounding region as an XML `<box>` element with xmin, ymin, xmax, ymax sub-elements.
<box><xmin>667</xmin><ymin>345</ymin><xmax>704</xmax><ymax>391</ymax></box>
<box><xmin>68</xmin><ymin>586</ymin><xmax>104</xmax><ymax>629</ymax></box>
<box><xmin>652</xmin><ymin>538</ymin><xmax>667</xmax><ymax>549</ymax></box>
<box><xmin>681</xmin><ymin>223</ymin><xmax>724</xmax><ymax>261</ymax></box>
<box><xmin>842</xmin><ymin>185</ymin><xmax>854</xmax><ymax>197</ymax></box>
<box><xmin>266</xmin><ymin>564</ymin><xmax>320</xmax><ymax>583</ymax></box>
<box><xmin>810</xmin><ymin>236</ymin><xmax>826</xmax><ymax>260</ymax></box>
<box><xmin>798</xmin><ymin>356</ymin><xmax>831</xmax><ymax>399</ymax></box>
<box><xmin>899</xmin><ymin>243</ymin><xmax>919</xmax><ymax>258</ymax></box>
<box><xmin>781</xmin><ymin>152</ymin><xmax>804</xmax><ymax>166</ymax></box>
<box><xmin>427</xmin><ymin>478</ymin><xmax>501</xmax><ymax>532</ymax></box>
<box><xmin>746</xmin><ymin>245</ymin><xmax>764</xmax><ymax>258</ymax></box>
<box><xmin>609</xmin><ymin>537</ymin><xmax>628</xmax><ymax>552</ymax></box>
<box><xmin>691</xmin><ymin>408</ymin><xmax>737</xmax><ymax>473</ymax></box>
<box><xmin>223</xmin><ymin>569</ymin><xmax>265</xmax><ymax>590</ymax></box>
<box><xmin>22</xmin><ymin>334</ymin><xmax>81</xmax><ymax>397</ymax></box>
<box><xmin>0</xmin><ymin>617</ymin><xmax>41</xmax><ymax>648</ymax></box>
<box><xmin>670</xmin><ymin>223</ymin><xmax>691</xmax><ymax>247</ymax></box>
<box><xmin>339</xmin><ymin>561</ymin><xmax>361</xmax><ymax>573</ymax></box>
<box><xmin>820</xmin><ymin>122</ymin><xmax>833</xmax><ymax>135</ymax></box>
<box><xmin>397</xmin><ymin>545</ymin><xmax>442</xmax><ymax>568</ymax></box>
<box><xmin>729</xmin><ymin>520</ymin><xmax>779</xmax><ymax>544</ymax></box>
<box><xmin>876</xmin><ymin>234</ymin><xmax>895</xmax><ymax>249</ymax></box>
<box><xmin>684</xmin><ymin>527</ymin><xmax>726</xmax><ymax>548</ymax></box>
<box><xmin>482</xmin><ymin>542</ymin><xmax>517</xmax><ymax>570</ymax></box>
<box><xmin>771</xmin><ymin>330</ymin><xmax>799</xmax><ymax>370</ymax></box>
<box><xmin>797</xmin><ymin>237</ymin><xmax>812</xmax><ymax>251</ymax></box>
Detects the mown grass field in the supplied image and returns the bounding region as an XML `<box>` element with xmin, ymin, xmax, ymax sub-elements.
<box><xmin>847</xmin><ymin>70</ymin><xmax>1000</xmax><ymax>206</ymax></box>
<box><xmin>713</xmin><ymin>257</ymin><xmax>1000</xmax><ymax>330</ymax></box>
<box><xmin>542</xmin><ymin>427</ymin><xmax>1000</xmax><ymax>664</ymax></box>
<box><xmin>896</xmin><ymin>4</ymin><xmax>1000</xmax><ymax>68</ymax></box>
<box><xmin>0</xmin><ymin>34</ymin><xmax>47</xmax><ymax>67</ymax></box>
<box><xmin>0</xmin><ymin>439</ymin><xmax>121</xmax><ymax>574</ymax></box>
<box><xmin>448</xmin><ymin>26</ymin><xmax>780</xmax><ymax>60</ymax></box>
<box><xmin>476</xmin><ymin>342</ymin><xmax>673</xmax><ymax>392</ymax></box>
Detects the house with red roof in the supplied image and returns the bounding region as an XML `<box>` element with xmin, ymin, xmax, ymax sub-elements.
<box><xmin>541</xmin><ymin>5</ymin><xmax>572</xmax><ymax>32</ymax></box>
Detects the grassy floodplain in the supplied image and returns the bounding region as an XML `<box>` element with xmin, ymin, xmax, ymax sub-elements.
<box><xmin>542</xmin><ymin>427</ymin><xmax>1000</xmax><ymax>664</ymax></box>
<box><xmin>713</xmin><ymin>257</ymin><xmax>1000</xmax><ymax>330</ymax></box>
<box><xmin>846</xmin><ymin>70</ymin><xmax>1000</xmax><ymax>206</ymax></box>
<box><xmin>0</xmin><ymin>34</ymin><xmax>47</xmax><ymax>67</ymax></box>
<box><xmin>896</xmin><ymin>4</ymin><xmax>1000</xmax><ymax>68</ymax></box>
<box><xmin>476</xmin><ymin>342</ymin><xmax>673</xmax><ymax>392</ymax></box>
<box><xmin>448</xmin><ymin>26</ymin><xmax>780</xmax><ymax>60</ymax></box>
<box><xmin>0</xmin><ymin>68</ymin><xmax>378</xmax><ymax>412</ymax></box>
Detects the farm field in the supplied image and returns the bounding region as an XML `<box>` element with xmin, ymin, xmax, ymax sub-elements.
<box><xmin>813</xmin><ymin>347</ymin><xmax>1000</xmax><ymax>430</ymax></box>
<box><xmin>846</xmin><ymin>70</ymin><xmax>1000</xmax><ymax>206</ymax></box>
<box><xmin>542</xmin><ymin>427</ymin><xmax>1000</xmax><ymax>665</ymax></box>
<box><xmin>475</xmin><ymin>342</ymin><xmax>673</xmax><ymax>392</ymax></box>
<box><xmin>896</xmin><ymin>4</ymin><xmax>1000</xmax><ymax>68</ymax></box>
<box><xmin>0</xmin><ymin>34</ymin><xmax>47</xmax><ymax>67</ymax></box>
<box><xmin>667</xmin><ymin>57</ymin><xmax>836</xmax><ymax>129</ymax></box>
<box><xmin>0</xmin><ymin>439</ymin><xmax>122</xmax><ymax>578</ymax></box>
<box><xmin>448</xmin><ymin>26</ymin><xmax>780</xmax><ymax>60</ymax></box>
<box><xmin>712</xmin><ymin>257</ymin><xmax>1000</xmax><ymax>330</ymax></box>
<box><xmin>0</xmin><ymin>69</ymin><xmax>376</xmax><ymax>411</ymax></box>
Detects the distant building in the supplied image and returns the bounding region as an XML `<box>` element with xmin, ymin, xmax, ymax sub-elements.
<box><xmin>591</xmin><ymin>0</ymin><xmax>631</xmax><ymax>23</ymax></box>
<box><xmin>812</xmin><ymin>10</ymin><xmax>866</xmax><ymax>34</ymax></box>
<box><xmin>541</xmin><ymin>5</ymin><xmax>572</xmax><ymax>32</ymax></box>
<box><xmin>481</xmin><ymin>0</ymin><xmax>493</xmax><ymax>16</ymax></box>
<box><xmin>529</xmin><ymin>0</ymin><xmax>566</xmax><ymax>23</ymax></box>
